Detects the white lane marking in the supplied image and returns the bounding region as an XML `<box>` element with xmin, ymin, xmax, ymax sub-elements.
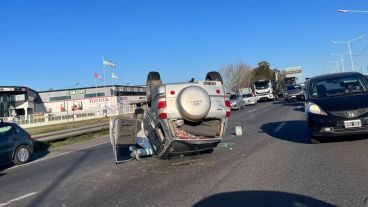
<box><xmin>5</xmin><ymin>141</ymin><xmax>109</xmax><ymax>172</ymax></box>
<box><xmin>296</xmin><ymin>106</ymin><xmax>303</xmax><ymax>109</ymax></box>
<box><xmin>248</xmin><ymin>109</ymin><xmax>256</xmax><ymax>113</ymax></box>
<box><xmin>0</xmin><ymin>192</ymin><xmax>37</xmax><ymax>206</ymax></box>
<box><xmin>274</xmin><ymin>122</ymin><xmax>286</xmax><ymax>133</ymax></box>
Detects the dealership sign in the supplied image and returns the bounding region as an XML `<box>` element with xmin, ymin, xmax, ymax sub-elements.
<box><xmin>69</xmin><ymin>89</ymin><xmax>86</xmax><ymax>95</ymax></box>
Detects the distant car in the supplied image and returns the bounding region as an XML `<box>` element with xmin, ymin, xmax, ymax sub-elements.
<box><xmin>305</xmin><ymin>72</ymin><xmax>368</xmax><ymax>142</ymax></box>
<box><xmin>242</xmin><ymin>93</ymin><xmax>257</xmax><ymax>105</ymax></box>
<box><xmin>230</xmin><ymin>94</ymin><xmax>245</xmax><ymax>110</ymax></box>
<box><xmin>284</xmin><ymin>84</ymin><xmax>304</xmax><ymax>101</ymax></box>
<box><xmin>0</xmin><ymin>122</ymin><xmax>33</xmax><ymax>165</ymax></box>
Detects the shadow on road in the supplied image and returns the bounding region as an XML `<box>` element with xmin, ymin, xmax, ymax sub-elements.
<box><xmin>0</xmin><ymin>172</ymin><xmax>5</xmax><ymax>177</ymax></box>
<box><xmin>294</xmin><ymin>106</ymin><xmax>305</xmax><ymax>113</ymax></box>
<box><xmin>32</xmin><ymin>140</ymin><xmax>51</xmax><ymax>159</ymax></box>
<box><xmin>261</xmin><ymin>120</ymin><xmax>311</xmax><ymax>144</ymax></box>
<box><xmin>273</xmin><ymin>100</ymin><xmax>305</xmax><ymax>107</ymax></box>
<box><xmin>193</xmin><ymin>190</ymin><xmax>336</xmax><ymax>207</ymax></box>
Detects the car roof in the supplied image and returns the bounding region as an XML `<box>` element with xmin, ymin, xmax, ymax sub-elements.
<box><xmin>0</xmin><ymin>122</ymin><xmax>17</xmax><ymax>127</ymax></box>
<box><xmin>310</xmin><ymin>72</ymin><xmax>362</xmax><ymax>82</ymax></box>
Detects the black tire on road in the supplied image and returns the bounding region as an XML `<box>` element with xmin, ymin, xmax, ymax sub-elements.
<box><xmin>146</xmin><ymin>71</ymin><xmax>162</xmax><ymax>107</ymax></box>
<box><xmin>13</xmin><ymin>145</ymin><xmax>32</xmax><ymax>165</ymax></box>
<box><xmin>205</xmin><ymin>71</ymin><xmax>223</xmax><ymax>83</ymax></box>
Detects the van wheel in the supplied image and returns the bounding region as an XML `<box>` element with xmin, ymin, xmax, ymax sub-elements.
<box><xmin>146</xmin><ymin>71</ymin><xmax>162</xmax><ymax>107</ymax></box>
<box><xmin>205</xmin><ymin>71</ymin><xmax>223</xmax><ymax>83</ymax></box>
<box><xmin>13</xmin><ymin>145</ymin><xmax>32</xmax><ymax>165</ymax></box>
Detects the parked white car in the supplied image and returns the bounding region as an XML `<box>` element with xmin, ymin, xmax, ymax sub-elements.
<box><xmin>242</xmin><ymin>93</ymin><xmax>257</xmax><ymax>105</ymax></box>
<box><xmin>230</xmin><ymin>93</ymin><xmax>245</xmax><ymax>110</ymax></box>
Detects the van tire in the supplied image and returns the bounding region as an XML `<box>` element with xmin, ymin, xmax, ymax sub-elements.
<box><xmin>205</xmin><ymin>71</ymin><xmax>223</xmax><ymax>83</ymax></box>
<box><xmin>146</xmin><ymin>72</ymin><xmax>162</xmax><ymax>107</ymax></box>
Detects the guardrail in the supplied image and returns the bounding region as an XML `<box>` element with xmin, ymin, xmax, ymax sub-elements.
<box><xmin>32</xmin><ymin>123</ymin><xmax>109</xmax><ymax>142</ymax></box>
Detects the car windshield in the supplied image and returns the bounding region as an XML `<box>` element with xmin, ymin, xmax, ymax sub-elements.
<box><xmin>243</xmin><ymin>94</ymin><xmax>253</xmax><ymax>98</ymax></box>
<box><xmin>230</xmin><ymin>95</ymin><xmax>237</xmax><ymax>99</ymax></box>
<box><xmin>310</xmin><ymin>75</ymin><xmax>368</xmax><ymax>98</ymax></box>
<box><xmin>255</xmin><ymin>82</ymin><xmax>269</xmax><ymax>89</ymax></box>
<box><xmin>286</xmin><ymin>85</ymin><xmax>301</xmax><ymax>91</ymax></box>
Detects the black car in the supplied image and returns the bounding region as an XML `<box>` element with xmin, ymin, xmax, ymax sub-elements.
<box><xmin>305</xmin><ymin>72</ymin><xmax>368</xmax><ymax>141</ymax></box>
<box><xmin>0</xmin><ymin>121</ymin><xmax>33</xmax><ymax>165</ymax></box>
<box><xmin>284</xmin><ymin>84</ymin><xmax>304</xmax><ymax>101</ymax></box>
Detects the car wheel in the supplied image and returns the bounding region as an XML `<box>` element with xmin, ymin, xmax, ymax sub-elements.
<box><xmin>13</xmin><ymin>145</ymin><xmax>32</xmax><ymax>165</ymax></box>
<box><xmin>205</xmin><ymin>71</ymin><xmax>223</xmax><ymax>83</ymax></box>
<box><xmin>146</xmin><ymin>71</ymin><xmax>162</xmax><ymax>107</ymax></box>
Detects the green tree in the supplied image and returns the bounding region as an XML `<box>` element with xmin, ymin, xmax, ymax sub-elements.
<box><xmin>253</xmin><ymin>61</ymin><xmax>274</xmax><ymax>81</ymax></box>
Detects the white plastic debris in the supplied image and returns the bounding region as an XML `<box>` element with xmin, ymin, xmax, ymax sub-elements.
<box><xmin>235</xmin><ymin>126</ymin><xmax>242</xmax><ymax>136</ymax></box>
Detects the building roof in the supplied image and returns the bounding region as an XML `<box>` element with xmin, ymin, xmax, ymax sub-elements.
<box><xmin>38</xmin><ymin>85</ymin><xmax>145</xmax><ymax>93</ymax></box>
<box><xmin>0</xmin><ymin>86</ymin><xmax>38</xmax><ymax>94</ymax></box>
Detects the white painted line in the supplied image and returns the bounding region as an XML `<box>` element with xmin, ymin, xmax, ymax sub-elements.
<box><xmin>0</xmin><ymin>192</ymin><xmax>37</xmax><ymax>207</ymax></box>
<box><xmin>5</xmin><ymin>141</ymin><xmax>109</xmax><ymax>172</ymax></box>
<box><xmin>296</xmin><ymin>106</ymin><xmax>303</xmax><ymax>109</ymax></box>
<box><xmin>248</xmin><ymin>109</ymin><xmax>256</xmax><ymax>113</ymax></box>
<box><xmin>274</xmin><ymin>122</ymin><xmax>286</xmax><ymax>133</ymax></box>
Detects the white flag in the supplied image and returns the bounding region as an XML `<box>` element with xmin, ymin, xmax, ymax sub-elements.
<box><xmin>111</xmin><ymin>72</ymin><xmax>119</xmax><ymax>79</ymax></box>
<box><xmin>103</xmin><ymin>58</ymin><xmax>117</xmax><ymax>68</ymax></box>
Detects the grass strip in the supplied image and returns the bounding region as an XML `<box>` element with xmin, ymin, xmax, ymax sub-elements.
<box><xmin>34</xmin><ymin>129</ymin><xmax>109</xmax><ymax>152</ymax></box>
<box><xmin>26</xmin><ymin>118</ymin><xmax>109</xmax><ymax>135</ymax></box>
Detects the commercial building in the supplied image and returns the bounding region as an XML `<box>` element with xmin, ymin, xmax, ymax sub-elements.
<box><xmin>0</xmin><ymin>86</ymin><xmax>40</xmax><ymax>117</ymax></box>
<box><xmin>0</xmin><ymin>85</ymin><xmax>146</xmax><ymax>118</ymax></box>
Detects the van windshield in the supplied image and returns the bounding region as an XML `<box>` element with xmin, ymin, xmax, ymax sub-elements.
<box><xmin>255</xmin><ymin>82</ymin><xmax>269</xmax><ymax>89</ymax></box>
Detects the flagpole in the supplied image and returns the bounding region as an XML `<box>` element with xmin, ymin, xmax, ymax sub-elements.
<box><xmin>94</xmin><ymin>72</ymin><xmax>98</xmax><ymax>97</ymax></box>
<box><xmin>102</xmin><ymin>57</ymin><xmax>107</xmax><ymax>117</ymax></box>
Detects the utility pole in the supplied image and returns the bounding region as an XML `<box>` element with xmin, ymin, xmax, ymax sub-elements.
<box><xmin>331</xmin><ymin>34</ymin><xmax>366</xmax><ymax>71</ymax></box>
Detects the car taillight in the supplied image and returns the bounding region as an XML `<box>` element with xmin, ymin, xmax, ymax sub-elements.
<box><xmin>225</xmin><ymin>100</ymin><xmax>231</xmax><ymax>118</ymax></box>
<box><xmin>158</xmin><ymin>101</ymin><xmax>167</xmax><ymax>119</ymax></box>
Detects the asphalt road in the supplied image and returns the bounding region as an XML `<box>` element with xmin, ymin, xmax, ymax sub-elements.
<box><xmin>1</xmin><ymin>101</ymin><xmax>368</xmax><ymax>207</ymax></box>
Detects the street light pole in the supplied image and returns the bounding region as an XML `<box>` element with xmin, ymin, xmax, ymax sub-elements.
<box><xmin>328</xmin><ymin>61</ymin><xmax>339</xmax><ymax>73</ymax></box>
<box><xmin>338</xmin><ymin>9</ymin><xmax>368</xmax><ymax>14</ymax></box>
<box><xmin>331</xmin><ymin>34</ymin><xmax>366</xmax><ymax>72</ymax></box>
<box><xmin>330</xmin><ymin>52</ymin><xmax>348</xmax><ymax>72</ymax></box>
<box><xmin>347</xmin><ymin>41</ymin><xmax>355</xmax><ymax>71</ymax></box>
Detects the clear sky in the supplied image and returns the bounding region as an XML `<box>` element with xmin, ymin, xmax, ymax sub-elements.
<box><xmin>1</xmin><ymin>0</ymin><xmax>368</xmax><ymax>91</ymax></box>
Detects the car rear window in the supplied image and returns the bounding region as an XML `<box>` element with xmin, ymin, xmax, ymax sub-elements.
<box><xmin>230</xmin><ymin>95</ymin><xmax>237</xmax><ymax>99</ymax></box>
<box><xmin>286</xmin><ymin>85</ymin><xmax>300</xmax><ymax>91</ymax></box>
<box><xmin>310</xmin><ymin>75</ymin><xmax>368</xmax><ymax>98</ymax></box>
